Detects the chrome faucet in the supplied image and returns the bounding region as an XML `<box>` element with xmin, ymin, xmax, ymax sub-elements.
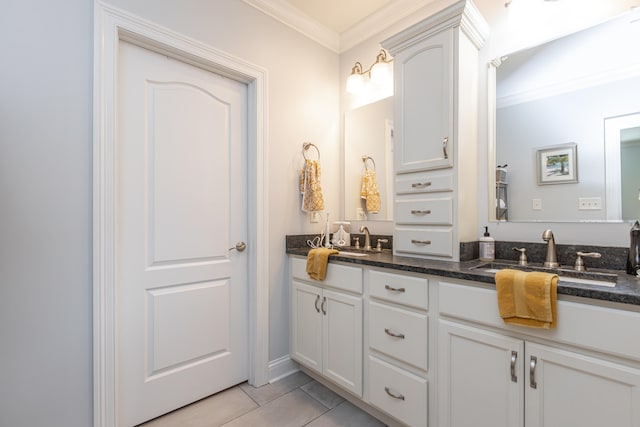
<box><xmin>360</xmin><ymin>226</ymin><xmax>372</xmax><ymax>250</ymax></box>
<box><xmin>542</xmin><ymin>229</ymin><xmax>559</xmax><ymax>268</ymax></box>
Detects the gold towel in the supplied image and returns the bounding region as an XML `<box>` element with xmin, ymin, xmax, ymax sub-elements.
<box><xmin>306</xmin><ymin>248</ymin><xmax>338</xmax><ymax>281</ymax></box>
<box><xmin>495</xmin><ymin>269</ymin><xmax>558</xmax><ymax>329</ymax></box>
<box><xmin>360</xmin><ymin>170</ymin><xmax>381</xmax><ymax>214</ymax></box>
<box><xmin>300</xmin><ymin>159</ymin><xmax>325</xmax><ymax>212</ymax></box>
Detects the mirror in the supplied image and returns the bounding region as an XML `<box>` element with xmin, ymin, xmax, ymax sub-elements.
<box><xmin>344</xmin><ymin>97</ymin><xmax>394</xmax><ymax>221</ymax></box>
<box><xmin>490</xmin><ymin>8</ymin><xmax>640</xmax><ymax>222</ymax></box>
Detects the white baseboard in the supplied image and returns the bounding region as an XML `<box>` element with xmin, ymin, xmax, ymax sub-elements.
<box><xmin>268</xmin><ymin>355</ymin><xmax>300</xmax><ymax>383</ymax></box>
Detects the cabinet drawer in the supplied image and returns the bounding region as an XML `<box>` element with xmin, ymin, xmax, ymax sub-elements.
<box><xmin>394</xmin><ymin>227</ymin><xmax>453</xmax><ymax>257</ymax></box>
<box><xmin>396</xmin><ymin>173</ymin><xmax>453</xmax><ymax>194</ymax></box>
<box><xmin>369</xmin><ymin>302</ymin><xmax>428</xmax><ymax>371</ymax></box>
<box><xmin>369</xmin><ymin>270</ymin><xmax>428</xmax><ymax>310</ymax></box>
<box><xmin>396</xmin><ymin>197</ymin><xmax>453</xmax><ymax>225</ymax></box>
<box><xmin>368</xmin><ymin>356</ymin><xmax>428</xmax><ymax>427</ymax></box>
<box><xmin>291</xmin><ymin>257</ymin><xmax>363</xmax><ymax>294</ymax></box>
<box><xmin>439</xmin><ymin>280</ymin><xmax>640</xmax><ymax>363</ymax></box>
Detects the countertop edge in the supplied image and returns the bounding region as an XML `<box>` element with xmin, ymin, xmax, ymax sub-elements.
<box><xmin>287</xmin><ymin>248</ymin><xmax>640</xmax><ymax>307</ymax></box>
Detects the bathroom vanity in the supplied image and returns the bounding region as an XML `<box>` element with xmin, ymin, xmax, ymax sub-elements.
<box><xmin>287</xmin><ymin>249</ymin><xmax>640</xmax><ymax>427</ymax></box>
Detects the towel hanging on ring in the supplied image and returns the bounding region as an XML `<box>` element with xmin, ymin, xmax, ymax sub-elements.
<box><xmin>360</xmin><ymin>157</ymin><xmax>381</xmax><ymax>214</ymax></box>
<box><xmin>300</xmin><ymin>143</ymin><xmax>325</xmax><ymax>212</ymax></box>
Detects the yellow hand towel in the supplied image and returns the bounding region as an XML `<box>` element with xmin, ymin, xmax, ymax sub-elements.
<box><xmin>300</xmin><ymin>159</ymin><xmax>325</xmax><ymax>212</ymax></box>
<box><xmin>306</xmin><ymin>248</ymin><xmax>338</xmax><ymax>281</ymax></box>
<box><xmin>360</xmin><ymin>170</ymin><xmax>381</xmax><ymax>214</ymax></box>
<box><xmin>495</xmin><ymin>269</ymin><xmax>558</xmax><ymax>329</ymax></box>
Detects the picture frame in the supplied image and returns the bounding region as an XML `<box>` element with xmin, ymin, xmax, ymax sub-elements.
<box><xmin>536</xmin><ymin>143</ymin><xmax>578</xmax><ymax>185</ymax></box>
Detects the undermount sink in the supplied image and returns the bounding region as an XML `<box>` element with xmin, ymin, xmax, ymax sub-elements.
<box><xmin>471</xmin><ymin>261</ymin><xmax>617</xmax><ymax>288</ymax></box>
<box><xmin>336</xmin><ymin>251</ymin><xmax>369</xmax><ymax>257</ymax></box>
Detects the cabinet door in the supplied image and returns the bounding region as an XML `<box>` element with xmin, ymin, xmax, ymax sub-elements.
<box><xmin>291</xmin><ymin>280</ymin><xmax>322</xmax><ymax>374</ymax></box>
<box><xmin>439</xmin><ymin>320</ymin><xmax>524</xmax><ymax>427</ymax></box>
<box><xmin>526</xmin><ymin>342</ymin><xmax>640</xmax><ymax>427</ymax></box>
<box><xmin>394</xmin><ymin>29</ymin><xmax>453</xmax><ymax>173</ymax></box>
<box><xmin>323</xmin><ymin>288</ymin><xmax>363</xmax><ymax>397</ymax></box>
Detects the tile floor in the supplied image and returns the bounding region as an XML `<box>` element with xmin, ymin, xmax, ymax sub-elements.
<box><xmin>139</xmin><ymin>371</ymin><xmax>387</xmax><ymax>427</ymax></box>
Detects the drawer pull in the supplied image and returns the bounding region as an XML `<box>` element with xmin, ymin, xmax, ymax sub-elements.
<box><xmin>410</xmin><ymin>209</ymin><xmax>431</xmax><ymax>215</ymax></box>
<box><xmin>510</xmin><ymin>351</ymin><xmax>518</xmax><ymax>383</ymax></box>
<box><xmin>384</xmin><ymin>284</ymin><xmax>406</xmax><ymax>293</ymax></box>
<box><xmin>411</xmin><ymin>239</ymin><xmax>432</xmax><ymax>245</ymax></box>
<box><xmin>385</xmin><ymin>328</ymin><xmax>405</xmax><ymax>339</ymax></box>
<box><xmin>314</xmin><ymin>294</ymin><xmax>321</xmax><ymax>313</ymax></box>
<box><xmin>321</xmin><ymin>296</ymin><xmax>327</xmax><ymax>315</ymax></box>
<box><xmin>530</xmin><ymin>356</ymin><xmax>538</xmax><ymax>389</ymax></box>
<box><xmin>411</xmin><ymin>182</ymin><xmax>431</xmax><ymax>188</ymax></box>
<box><xmin>384</xmin><ymin>386</ymin><xmax>405</xmax><ymax>401</ymax></box>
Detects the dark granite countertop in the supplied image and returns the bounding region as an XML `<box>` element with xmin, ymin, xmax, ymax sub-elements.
<box><xmin>287</xmin><ymin>247</ymin><xmax>640</xmax><ymax>307</ymax></box>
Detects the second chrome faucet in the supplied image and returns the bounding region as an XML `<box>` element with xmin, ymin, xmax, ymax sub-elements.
<box><xmin>542</xmin><ymin>229</ymin><xmax>559</xmax><ymax>268</ymax></box>
<box><xmin>360</xmin><ymin>226</ymin><xmax>372</xmax><ymax>250</ymax></box>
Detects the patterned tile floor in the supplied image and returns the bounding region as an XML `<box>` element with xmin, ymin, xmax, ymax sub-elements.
<box><xmin>139</xmin><ymin>371</ymin><xmax>387</xmax><ymax>427</ymax></box>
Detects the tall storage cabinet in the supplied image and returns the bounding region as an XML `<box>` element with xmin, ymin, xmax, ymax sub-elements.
<box><xmin>382</xmin><ymin>0</ymin><xmax>488</xmax><ymax>261</ymax></box>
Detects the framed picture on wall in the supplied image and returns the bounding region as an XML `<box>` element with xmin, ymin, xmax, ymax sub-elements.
<box><xmin>536</xmin><ymin>143</ymin><xmax>578</xmax><ymax>185</ymax></box>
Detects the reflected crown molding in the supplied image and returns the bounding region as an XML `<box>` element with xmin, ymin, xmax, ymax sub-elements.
<box><xmin>497</xmin><ymin>63</ymin><xmax>640</xmax><ymax>109</ymax></box>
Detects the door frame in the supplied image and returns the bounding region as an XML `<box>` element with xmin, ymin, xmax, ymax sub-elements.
<box><xmin>92</xmin><ymin>3</ymin><xmax>270</xmax><ymax>426</ymax></box>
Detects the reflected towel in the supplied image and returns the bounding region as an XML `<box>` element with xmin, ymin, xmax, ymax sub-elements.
<box><xmin>306</xmin><ymin>248</ymin><xmax>339</xmax><ymax>281</ymax></box>
<box><xmin>300</xmin><ymin>159</ymin><xmax>325</xmax><ymax>212</ymax></box>
<box><xmin>360</xmin><ymin>170</ymin><xmax>381</xmax><ymax>214</ymax></box>
<box><xmin>495</xmin><ymin>269</ymin><xmax>558</xmax><ymax>329</ymax></box>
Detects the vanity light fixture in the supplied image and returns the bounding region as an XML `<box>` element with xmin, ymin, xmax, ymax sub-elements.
<box><xmin>346</xmin><ymin>49</ymin><xmax>393</xmax><ymax>94</ymax></box>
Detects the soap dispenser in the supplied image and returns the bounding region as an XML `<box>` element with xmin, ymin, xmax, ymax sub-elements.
<box><xmin>627</xmin><ymin>220</ymin><xmax>640</xmax><ymax>276</ymax></box>
<box><xmin>479</xmin><ymin>226</ymin><xmax>495</xmax><ymax>261</ymax></box>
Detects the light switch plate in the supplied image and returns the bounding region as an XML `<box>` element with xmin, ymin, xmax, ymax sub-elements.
<box><xmin>578</xmin><ymin>197</ymin><xmax>601</xmax><ymax>210</ymax></box>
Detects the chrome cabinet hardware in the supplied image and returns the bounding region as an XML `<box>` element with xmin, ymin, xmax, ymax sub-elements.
<box><xmin>385</xmin><ymin>328</ymin><xmax>406</xmax><ymax>339</ymax></box>
<box><xmin>384</xmin><ymin>284</ymin><xmax>406</xmax><ymax>293</ymax></box>
<box><xmin>411</xmin><ymin>182</ymin><xmax>432</xmax><ymax>188</ymax></box>
<box><xmin>228</xmin><ymin>241</ymin><xmax>247</xmax><ymax>252</ymax></box>
<box><xmin>530</xmin><ymin>356</ymin><xmax>538</xmax><ymax>389</ymax></box>
<box><xmin>384</xmin><ymin>386</ymin><xmax>405</xmax><ymax>401</ymax></box>
<box><xmin>314</xmin><ymin>295</ymin><xmax>321</xmax><ymax>313</ymax></box>
<box><xmin>442</xmin><ymin>136</ymin><xmax>449</xmax><ymax>159</ymax></box>
<box><xmin>411</xmin><ymin>239</ymin><xmax>432</xmax><ymax>245</ymax></box>
<box><xmin>411</xmin><ymin>209</ymin><xmax>432</xmax><ymax>215</ymax></box>
<box><xmin>510</xmin><ymin>351</ymin><xmax>518</xmax><ymax>383</ymax></box>
<box><xmin>321</xmin><ymin>296</ymin><xmax>327</xmax><ymax>315</ymax></box>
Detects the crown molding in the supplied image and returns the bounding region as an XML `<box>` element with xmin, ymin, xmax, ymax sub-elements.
<box><xmin>242</xmin><ymin>0</ymin><xmax>340</xmax><ymax>52</ymax></box>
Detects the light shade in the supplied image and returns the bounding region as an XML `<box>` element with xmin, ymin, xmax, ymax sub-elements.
<box><xmin>346</xmin><ymin>72</ymin><xmax>364</xmax><ymax>94</ymax></box>
<box><xmin>370</xmin><ymin>61</ymin><xmax>391</xmax><ymax>86</ymax></box>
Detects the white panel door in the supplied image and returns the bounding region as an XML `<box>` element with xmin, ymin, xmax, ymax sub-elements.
<box><xmin>116</xmin><ymin>41</ymin><xmax>248</xmax><ymax>426</ymax></box>
<box><xmin>323</xmin><ymin>288</ymin><xmax>363</xmax><ymax>397</ymax></box>
<box><xmin>526</xmin><ymin>342</ymin><xmax>640</xmax><ymax>427</ymax></box>
<box><xmin>438</xmin><ymin>320</ymin><xmax>524</xmax><ymax>427</ymax></box>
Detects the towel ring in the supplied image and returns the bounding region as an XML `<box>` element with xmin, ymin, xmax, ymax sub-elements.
<box><xmin>362</xmin><ymin>155</ymin><xmax>376</xmax><ymax>171</ymax></box>
<box><xmin>303</xmin><ymin>142</ymin><xmax>320</xmax><ymax>160</ymax></box>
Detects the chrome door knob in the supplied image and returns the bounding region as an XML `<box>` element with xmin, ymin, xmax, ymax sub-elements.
<box><xmin>228</xmin><ymin>241</ymin><xmax>247</xmax><ymax>252</ymax></box>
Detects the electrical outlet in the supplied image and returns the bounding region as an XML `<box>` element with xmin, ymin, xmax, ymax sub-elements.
<box><xmin>532</xmin><ymin>198</ymin><xmax>542</xmax><ymax>210</ymax></box>
<box><xmin>578</xmin><ymin>197</ymin><xmax>602</xmax><ymax>210</ymax></box>
<box><xmin>309</xmin><ymin>212</ymin><xmax>321</xmax><ymax>223</ymax></box>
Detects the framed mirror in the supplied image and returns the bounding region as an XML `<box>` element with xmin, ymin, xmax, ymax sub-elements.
<box><xmin>489</xmin><ymin>8</ymin><xmax>640</xmax><ymax>223</ymax></box>
<box><xmin>343</xmin><ymin>97</ymin><xmax>394</xmax><ymax>221</ymax></box>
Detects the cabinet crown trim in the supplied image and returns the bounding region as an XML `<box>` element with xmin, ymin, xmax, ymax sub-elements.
<box><xmin>382</xmin><ymin>0</ymin><xmax>489</xmax><ymax>53</ymax></box>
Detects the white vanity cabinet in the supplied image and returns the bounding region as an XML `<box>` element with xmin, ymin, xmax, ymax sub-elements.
<box><xmin>290</xmin><ymin>257</ymin><xmax>363</xmax><ymax>397</ymax></box>
<box><xmin>366</xmin><ymin>269</ymin><xmax>430</xmax><ymax>427</ymax></box>
<box><xmin>438</xmin><ymin>279</ymin><xmax>640</xmax><ymax>427</ymax></box>
<box><xmin>383</xmin><ymin>0</ymin><xmax>488</xmax><ymax>261</ymax></box>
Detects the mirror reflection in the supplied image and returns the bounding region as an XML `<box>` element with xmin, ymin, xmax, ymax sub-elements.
<box><xmin>344</xmin><ymin>97</ymin><xmax>393</xmax><ymax>221</ymax></box>
<box><xmin>493</xmin><ymin>9</ymin><xmax>640</xmax><ymax>222</ymax></box>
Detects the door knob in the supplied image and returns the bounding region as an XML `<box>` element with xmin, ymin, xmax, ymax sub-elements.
<box><xmin>228</xmin><ymin>241</ymin><xmax>247</xmax><ymax>252</ymax></box>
